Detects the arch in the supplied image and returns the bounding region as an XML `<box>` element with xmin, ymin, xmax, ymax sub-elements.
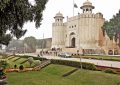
<box><xmin>71</xmin><ymin>37</ymin><xmax>76</xmax><ymax>48</ymax></box>
<box><xmin>70</xmin><ymin>32</ymin><xmax>75</xmax><ymax>35</ymax></box>
<box><xmin>114</xmin><ymin>50</ymin><xmax>118</xmax><ymax>55</ymax></box>
<box><xmin>108</xmin><ymin>50</ymin><xmax>113</xmax><ymax>55</ymax></box>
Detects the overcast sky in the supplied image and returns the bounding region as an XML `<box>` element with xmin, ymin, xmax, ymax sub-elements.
<box><xmin>20</xmin><ymin>0</ymin><xmax>120</xmax><ymax>40</ymax></box>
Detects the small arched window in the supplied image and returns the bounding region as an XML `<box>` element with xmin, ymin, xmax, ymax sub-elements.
<box><xmin>86</xmin><ymin>9</ymin><xmax>89</xmax><ymax>11</ymax></box>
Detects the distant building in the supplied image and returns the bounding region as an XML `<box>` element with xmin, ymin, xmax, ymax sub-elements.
<box><xmin>51</xmin><ymin>0</ymin><xmax>119</xmax><ymax>55</ymax></box>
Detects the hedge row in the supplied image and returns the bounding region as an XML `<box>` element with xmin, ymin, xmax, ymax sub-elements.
<box><xmin>20</xmin><ymin>60</ymin><xmax>28</xmax><ymax>64</ymax></box>
<box><xmin>13</xmin><ymin>57</ymin><xmax>21</xmax><ymax>62</ymax></box>
<box><xmin>16</xmin><ymin>55</ymin><xmax>97</xmax><ymax>70</ymax></box>
<box><xmin>16</xmin><ymin>55</ymin><xmax>47</xmax><ymax>61</ymax></box>
<box><xmin>73</xmin><ymin>55</ymin><xmax>120</xmax><ymax>62</ymax></box>
<box><xmin>7</xmin><ymin>56</ymin><xmax>15</xmax><ymax>60</ymax></box>
<box><xmin>62</xmin><ymin>68</ymin><xmax>78</xmax><ymax>77</ymax></box>
<box><xmin>51</xmin><ymin>59</ymin><xmax>96</xmax><ymax>70</ymax></box>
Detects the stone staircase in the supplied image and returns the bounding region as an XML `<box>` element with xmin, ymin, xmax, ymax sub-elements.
<box><xmin>33</xmin><ymin>60</ymin><xmax>51</xmax><ymax>71</ymax></box>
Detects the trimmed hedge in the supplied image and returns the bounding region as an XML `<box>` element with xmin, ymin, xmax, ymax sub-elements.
<box><xmin>62</xmin><ymin>68</ymin><xmax>78</xmax><ymax>77</ymax></box>
<box><xmin>13</xmin><ymin>57</ymin><xmax>21</xmax><ymax>62</ymax></box>
<box><xmin>16</xmin><ymin>55</ymin><xmax>47</xmax><ymax>61</ymax></box>
<box><xmin>16</xmin><ymin>55</ymin><xmax>96</xmax><ymax>70</ymax></box>
<box><xmin>73</xmin><ymin>55</ymin><xmax>120</xmax><ymax>62</ymax></box>
<box><xmin>104</xmin><ymin>68</ymin><xmax>117</xmax><ymax>74</ymax></box>
<box><xmin>7</xmin><ymin>56</ymin><xmax>15</xmax><ymax>60</ymax></box>
<box><xmin>51</xmin><ymin>59</ymin><xmax>96</xmax><ymax>70</ymax></box>
<box><xmin>20</xmin><ymin>60</ymin><xmax>28</xmax><ymax>64</ymax></box>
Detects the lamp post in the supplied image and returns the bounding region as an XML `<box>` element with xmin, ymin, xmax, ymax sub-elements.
<box><xmin>42</xmin><ymin>33</ymin><xmax>44</xmax><ymax>56</ymax></box>
<box><xmin>78</xmin><ymin>12</ymin><xmax>82</xmax><ymax>69</ymax></box>
<box><xmin>112</xmin><ymin>33</ymin><xmax>116</xmax><ymax>55</ymax></box>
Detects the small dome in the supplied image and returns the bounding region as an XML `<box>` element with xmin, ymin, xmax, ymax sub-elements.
<box><xmin>54</xmin><ymin>12</ymin><xmax>64</xmax><ymax>18</ymax></box>
<box><xmin>81</xmin><ymin>0</ymin><xmax>94</xmax><ymax>9</ymax></box>
<box><xmin>55</xmin><ymin>12</ymin><xmax>63</xmax><ymax>17</ymax></box>
<box><xmin>83</xmin><ymin>0</ymin><xmax>92</xmax><ymax>6</ymax></box>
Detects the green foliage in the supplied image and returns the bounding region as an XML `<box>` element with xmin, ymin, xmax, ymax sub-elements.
<box><xmin>0</xmin><ymin>60</ymin><xmax>9</xmax><ymax>69</ymax></box>
<box><xmin>28</xmin><ymin>57</ymin><xmax>34</xmax><ymax>67</ymax></box>
<box><xmin>19</xmin><ymin>65</ymin><xmax>24</xmax><ymax>70</ymax></box>
<box><xmin>102</xmin><ymin>10</ymin><xmax>120</xmax><ymax>43</ymax></box>
<box><xmin>37</xmin><ymin>39</ymin><xmax>46</xmax><ymax>49</ymax></box>
<box><xmin>0</xmin><ymin>0</ymin><xmax>48</xmax><ymax>45</ymax></box>
<box><xmin>23</xmin><ymin>36</ymin><xmax>37</xmax><ymax>52</ymax></box>
<box><xmin>14</xmin><ymin>64</ymin><xmax>17</xmax><ymax>69</ymax></box>
<box><xmin>104</xmin><ymin>68</ymin><xmax>117</xmax><ymax>74</ymax></box>
<box><xmin>7</xmin><ymin>65</ymin><xmax>120</xmax><ymax>85</ymax></box>
<box><xmin>51</xmin><ymin>59</ymin><xmax>96</xmax><ymax>70</ymax></box>
<box><xmin>34</xmin><ymin>60</ymin><xmax>41</xmax><ymax>66</ymax></box>
<box><xmin>16</xmin><ymin>55</ymin><xmax>47</xmax><ymax>61</ymax></box>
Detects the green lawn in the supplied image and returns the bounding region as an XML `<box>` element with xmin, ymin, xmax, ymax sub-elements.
<box><xmin>5</xmin><ymin>56</ymin><xmax>30</xmax><ymax>68</ymax></box>
<box><xmin>7</xmin><ymin>64</ymin><xmax>120</xmax><ymax>85</ymax></box>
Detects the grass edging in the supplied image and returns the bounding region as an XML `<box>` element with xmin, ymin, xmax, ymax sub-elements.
<box><xmin>62</xmin><ymin>68</ymin><xmax>78</xmax><ymax>77</ymax></box>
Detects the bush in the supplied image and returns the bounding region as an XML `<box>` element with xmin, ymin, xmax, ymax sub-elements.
<box><xmin>51</xmin><ymin>59</ymin><xmax>96</xmax><ymax>70</ymax></box>
<box><xmin>16</xmin><ymin>55</ymin><xmax>47</xmax><ymax>61</ymax></box>
<box><xmin>0</xmin><ymin>60</ymin><xmax>9</xmax><ymax>69</ymax></box>
<box><xmin>34</xmin><ymin>60</ymin><xmax>41</xmax><ymax>66</ymax></box>
<box><xmin>28</xmin><ymin>57</ymin><xmax>34</xmax><ymax>67</ymax></box>
<box><xmin>14</xmin><ymin>64</ymin><xmax>17</xmax><ymax>69</ymax></box>
<box><xmin>19</xmin><ymin>65</ymin><xmax>24</xmax><ymax>71</ymax></box>
<box><xmin>104</xmin><ymin>68</ymin><xmax>117</xmax><ymax>74</ymax></box>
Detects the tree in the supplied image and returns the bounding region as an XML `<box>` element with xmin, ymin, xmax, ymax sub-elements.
<box><xmin>28</xmin><ymin>57</ymin><xmax>34</xmax><ymax>67</ymax></box>
<box><xmin>102</xmin><ymin>10</ymin><xmax>120</xmax><ymax>46</ymax></box>
<box><xmin>0</xmin><ymin>0</ymin><xmax>48</xmax><ymax>45</ymax></box>
<box><xmin>24</xmin><ymin>36</ymin><xmax>37</xmax><ymax>52</ymax></box>
<box><xmin>36</xmin><ymin>39</ymin><xmax>46</xmax><ymax>49</ymax></box>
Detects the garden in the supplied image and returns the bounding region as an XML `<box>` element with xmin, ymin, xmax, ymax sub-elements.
<box><xmin>7</xmin><ymin>64</ymin><xmax>120</xmax><ymax>85</ymax></box>
<box><xmin>0</xmin><ymin>55</ymin><xmax>120</xmax><ymax>85</ymax></box>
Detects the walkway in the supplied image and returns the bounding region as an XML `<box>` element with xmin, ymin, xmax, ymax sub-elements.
<box><xmin>18</xmin><ymin>53</ymin><xmax>120</xmax><ymax>68</ymax></box>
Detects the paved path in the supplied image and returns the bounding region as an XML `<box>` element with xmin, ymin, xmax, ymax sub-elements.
<box><xmin>18</xmin><ymin>53</ymin><xmax>120</xmax><ymax>68</ymax></box>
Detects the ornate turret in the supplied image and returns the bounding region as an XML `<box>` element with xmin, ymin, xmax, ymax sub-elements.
<box><xmin>52</xmin><ymin>12</ymin><xmax>65</xmax><ymax>48</ymax></box>
<box><xmin>54</xmin><ymin>12</ymin><xmax>64</xmax><ymax>23</ymax></box>
<box><xmin>80</xmin><ymin>0</ymin><xmax>94</xmax><ymax>13</ymax></box>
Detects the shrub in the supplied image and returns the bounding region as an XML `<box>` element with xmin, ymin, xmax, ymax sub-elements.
<box><xmin>16</xmin><ymin>55</ymin><xmax>47</xmax><ymax>61</ymax></box>
<box><xmin>0</xmin><ymin>60</ymin><xmax>9</xmax><ymax>69</ymax></box>
<box><xmin>104</xmin><ymin>68</ymin><xmax>117</xmax><ymax>74</ymax></box>
<box><xmin>51</xmin><ymin>59</ymin><xmax>96</xmax><ymax>70</ymax></box>
<box><xmin>28</xmin><ymin>57</ymin><xmax>34</xmax><ymax>67</ymax></box>
<box><xmin>34</xmin><ymin>60</ymin><xmax>41</xmax><ymax>66</ymax></box>
<box><xmin>14</xmin><ymin>64</ymin><xmax>17</xmax><ymax>69</ymax></box>
<box><xmin>19</xmin><ymin>65</ymin><xmax>24</xmax><ymax>71</ymax></box>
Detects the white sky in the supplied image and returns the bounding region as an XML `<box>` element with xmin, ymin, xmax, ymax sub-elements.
<box><xmin>20</xmin><ymin>0</ymin><xmax>120</xmax><ymax>40</ymax></box>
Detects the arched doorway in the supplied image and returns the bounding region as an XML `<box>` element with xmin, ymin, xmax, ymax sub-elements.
<box><xmin>108</xmin><ymin>50</ymin><xmax>113</xmax><ymax>55</ymax></box>
<box><xmin>71</xmin><ymin>37</ymin><xmax>75</xmax><ymax>48</ymax></box>
<box><xmin>114</xmin><ymin>50</ymin><xmax>118</xmax><ymax>55</ymax></box>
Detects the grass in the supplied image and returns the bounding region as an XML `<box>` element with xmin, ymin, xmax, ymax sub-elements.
<box><xmin>5</xmin><ymin>56</ymin><xmax>30</xmax><ymax>68</ymax></box>
<box><xmin>7</xmin><ymin>64</ymin><xmax>120</xmax><ymax>85</ymax></box>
